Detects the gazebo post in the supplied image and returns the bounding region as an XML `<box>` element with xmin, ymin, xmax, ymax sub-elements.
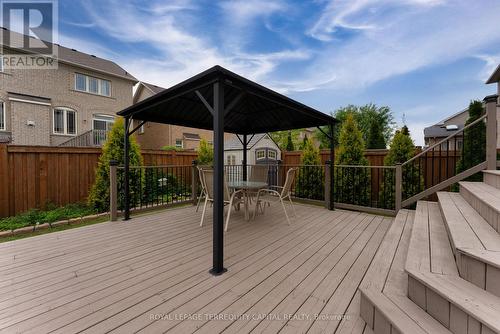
<box><xmin>123</xmin><ymin>116</ymin><xmax>131</xmax><ymax>221</ymax></box>
<box><xmin>242</xmin><ymin>134</ymin><xmax>248</xmax><ymax>181</ymax></box>
<box><xmin>329</xmin><ymin>123</ymin><xmax>335</xmax><ymax>211</ymax></box>
<box><xmin>210</xmin><ymin>79</ymin><xmax>227</xmax><ymax>275</ymax></box>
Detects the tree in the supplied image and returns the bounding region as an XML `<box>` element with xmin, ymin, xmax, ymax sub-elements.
<box><xmin>197</xmin><ymin>139</ymin><xmax>214</xmax><ymax>166</ymax></box>
<box><xmin>270</xmin><ymin>129</ymin><xmax>302</xmax><ymax>150</ymax></box>
<box><xmin>379</xmin><ymin>128</ymin><xmax>422</xmax><ymax>209</ymax></box>
<box><xmin>295</xmin><ymin>138</ymin><xmax>324</xmax><ymax>200</ymax></box>
<box><xmin>88</xmin><ymin>118</ymin><xmax>143</xmax><ymax>212</ymax></box>
<box><xmin>316</xmin><ymin>104</ymin><xmax>395</xmax><ymax>148</ymax></box>
<box><xmin>299</xmin><ymin>134</ymin><xmax>308</xmax><ymax>150</ymax></box>
<box><xmin>335</xmin><ymin>114</ymin><xmax>370</xmax><ymax>206</ymax></box>
<box><xmin>366</xmin><ymin>119</ymin><xmax>386</xmax><ymax>149</ymax></box>
<box><xmin>456</xmin><ymin>100</ymin><xmax>486</xmax><ymax>182</ymax></box>
<box><xmin>285</xmin><ymin>132</ymin><xmax>295</xmax><ymax>151</ymax></box>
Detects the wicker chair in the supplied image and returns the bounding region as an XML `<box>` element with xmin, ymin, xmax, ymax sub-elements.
<box><xmin>253</xmin><ymin>167</ymin><xmax>298</xmax><ymax>225</ymax></box>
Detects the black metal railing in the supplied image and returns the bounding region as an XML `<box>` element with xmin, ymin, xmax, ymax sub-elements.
<box><xmin>401</xmin><ymin>114</ymin><xmax>486</xmax><ymax>206</ymax></box>
<box><xmin>117</xmin><ymin>165</ymin><xmax>193</xmax><ymax>210</ymax></box>
<box><xmin>334</xmin><ymin>165</ymin><xmax>396</xmax><ymax>210</ymax></box>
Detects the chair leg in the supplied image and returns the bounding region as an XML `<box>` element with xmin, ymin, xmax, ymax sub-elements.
<box><xmin>225</xmin><ymin>197</ymin><xmax>235</xmax><ymax>232</ymax></box>
<box><xmin>200</xmin><ymin>198</ymin><xmax>208</xmax><ymax>227</ymax></box>
<box><xmin>280</xmin><ymin>198</ymin><xmax>291</xmax><ymax>225</ymax></box>
<box><xmin>288</xmin><ymin>196</ymin><xmax>297</xmax><ymax>217</ymax></box>
<box><xmin>195</xmin><ymin>190</ymin><xmax>204</xmax><ymax>212</ymax></box>
<box><xmin>253</xmin><ymin>192</ymin><xmax>262</xmax><ymax>220</ymax></box>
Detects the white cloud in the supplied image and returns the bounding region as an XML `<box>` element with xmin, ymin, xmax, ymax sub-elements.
<box><xmin>307</xmin><ymin>0</ymin><xmax>444</xmax><ymax>41</ymax></box>
<box><xmin>475</xmin><ymin>54</ymin><xmax>500</xmax><ymax>82</ymax></box>
<box><xmin>74</xmin><ymin>0</ymin><xmax>307</xmax><ymax>90</ymax></box>
<box><xmin>219</xmin><ymin>0</ymin><xmax>286</xmax><ymax>27</ymax></box>
<box><xmin>293</xmin><ymin>1</ymin><xmax>500</xmax><ymax>92</ymax></box>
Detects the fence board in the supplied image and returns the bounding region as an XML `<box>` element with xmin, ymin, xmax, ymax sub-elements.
<box><xmin>0</xmin><ymin>144</ymin><xmax>489</xmax><ymax>218</ymax></box>
<box><xmin>0</xmin><ymin>144</ymin><xmax>197</xmax><ymax>218</ymax></box>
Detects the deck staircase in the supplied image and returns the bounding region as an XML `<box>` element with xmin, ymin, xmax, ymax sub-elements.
<box><xmin>357</xmin><ymin>170</ymin><xmax>500</xmax><ymax>334</ymax></box>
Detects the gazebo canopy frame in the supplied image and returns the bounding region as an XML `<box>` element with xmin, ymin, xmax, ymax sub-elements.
<box><xmin>118</xmin><ymin>65</ymin><xmax>337</xmax><ymax>275</ymax></box>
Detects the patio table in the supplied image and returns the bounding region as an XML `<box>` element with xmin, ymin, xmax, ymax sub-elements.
<box><xmin>227</xmin><ymin>181</ymin><xmax>268</xmax><ymax>221</ymax></box>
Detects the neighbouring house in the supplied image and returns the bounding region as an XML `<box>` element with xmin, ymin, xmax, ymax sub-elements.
<box><xmin>224</xmin><ymin>133</ymin><xmax>281</xmax><ymax>165</ymax></box>
<box><xmin>423</xmin><ymin>63</ymin><xmax>500</xmax><ymax>149</ymax></box>
<box><xmin>0</xmin><ymin>28</ymin><xmax>137</xmax><ymax>146</ymax></box>
<box><xmin>423</xmin><ymin>108</ymin><xmax>467</xmax><ymax>150</ymax></box>
<box><xmin>133</xmin><ymin>81</ymin><xmax>231</xmax><ymax>150</ymax></box>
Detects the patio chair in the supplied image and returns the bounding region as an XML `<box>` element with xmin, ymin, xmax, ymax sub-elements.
<box><xmin>247</xmin><ymin>165</ymin><xmax>270</xmax><ymax>203</ymax></box>
<box><xmin>199</xmin><ymin>169</ymin><xmax>244</xmax><ymax>232</ymax></box>
<box><xmin>249</xmin><ymin>165</ymin><xmax>269</xmax><ymax>183</ymax></box>
<box><xmin>253</xmin><ymin>167</ymin><xmax>298</xmax><ymax>225</ymax></box>
<box><xmin>195</xmin><ymin>166</ymin><xmax>209</xmax><ymax>212</ymax></box>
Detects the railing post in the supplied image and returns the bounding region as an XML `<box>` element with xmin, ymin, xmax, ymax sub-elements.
<box><xmin>395</xmin><ymin>163</ymin><xmax>402</xmax><ymax>212</ymax></box>
<box><xmin>191</xmin><ymin>160</ymin><xmax>198</xmax><ymax>206</ymax></box>
<box><xmin>485</xmin><ymin>94</ymin><xmax>498</xmax><ymax>170</ymax></box>
<box><xmin>324</xmin><ymin>161</ymin><xmax>332</xmax><ymax>210</ymax></box>
<box><xmin>109</xmin><ymin>160</ymin><xmax>118</xmax><ymax>221</ymax></box>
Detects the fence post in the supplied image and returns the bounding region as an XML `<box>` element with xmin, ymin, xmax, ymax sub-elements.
<box><xmin>109</xmin><ymin>160</ymin><xmax>118</xmax><ymax>221</ymax></box>
<box><xmin>395</xmin><ymin>163</ymin><xmax>402</xmax><ymax>212</ymax></box>
<box><xmin>485</xmin><ymin>94</ymin><xmax>498</xmax><ymax>171</ymax></box>
<box><xmin>324</xmin><ymin>161</ymin><xmax>332</xmax><ymax>210</ymax></box>
<box><xmin>0</xmin><ymin>144</ymin><xmax>9</xmax><ymax>218</ymax></box>
<box><xmin>191</xmin><ymin>160</ymin><xmax>198</xmax><ymax>205</ymax></box>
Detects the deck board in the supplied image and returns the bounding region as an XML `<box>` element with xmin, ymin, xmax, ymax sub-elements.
<box><xmin>0</xmin><ymin>203</ymin><xmax>392</xmax><ymax>334</ymax></box>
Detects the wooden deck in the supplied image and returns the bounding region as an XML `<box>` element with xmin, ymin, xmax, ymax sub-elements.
<box><xmin>0</xmin><ymin>203</ymin><xmax>392</xmax><ymax>333</ymax></box>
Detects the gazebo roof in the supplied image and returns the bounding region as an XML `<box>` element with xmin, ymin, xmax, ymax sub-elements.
<box><xmin>118</xmin><ymin>65</ymin><xmax>336</xmax><ymax>134</ymax></box>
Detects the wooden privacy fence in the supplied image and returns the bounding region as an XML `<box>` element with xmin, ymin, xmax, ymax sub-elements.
<box><xmin>0</xmin><ymin>144</ymin><xmax>197</xmax><ymax>218</ymax></box>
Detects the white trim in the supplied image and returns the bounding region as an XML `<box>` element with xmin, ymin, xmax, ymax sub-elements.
<box><xmin>8</xmin><ymin>97</ymin><xmax>51</xmax><ymax>106</ymax></box>
<box><xmin>74</xmin><ymin>73</ymin><xmax>111</xmax><ymax>97</ymax></box>
<box><xmin>256</xmin><ymin>149</ymin><xmax>266</xmax><ymax>160</ymax></box>
<box><xmin>52</xmin><ymin>107</ymin><xmax>77</xmax><ymax>136</ymax></box>
<box><xmin>92</xmin><ymin>114</ymin><xmax>115</xmax><ymax>132</ymax></box>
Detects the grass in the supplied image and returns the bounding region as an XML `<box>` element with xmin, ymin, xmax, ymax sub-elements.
<box><xmin>0</xmin><ymin>203</ymin><xmax>98</xmax><ymax>231</ymax></box>
<box><xmin>0</xmin><ymin>216</ymin><xmax>108</xmax><ymax>243</ymax></box>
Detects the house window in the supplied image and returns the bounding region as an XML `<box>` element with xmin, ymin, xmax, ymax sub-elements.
<box><xmin>93</xmin><ymin>114</ymin><xmax>114</xmax><ymax>132</ymax></box>
<box><xmin>175</xmin><ymin>139</ymin><xmax>183</xmax><ymax>148</ymax></box>
<box><xmin>0</xmin><ymin>101</ymin><xmax>5</xmax><ymax>130</ymax></box>
<box><xmin>75</xmin><ymin>73</ymin><xmax>111</xmax><ymax>97</ymax></box>
<box><xmin>53</xmin><ymin>108</ymin><xmax>77</xmax><ymax>135</ymax></box>
<box><xmin>226</xmin><ymin>155</ymin><xmax>236</xmax><ymax>165</ymax></box>
<box><xmin>256</xmin><ymin>149</ymin><xmax>265</xmax><ymax>160</ymax></box>
<box><xmin>267</xmin><ymin>150</ymin><xmax>277</xmax><ymax>160</ymax></box>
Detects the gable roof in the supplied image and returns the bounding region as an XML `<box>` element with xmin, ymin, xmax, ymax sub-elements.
<box><xmin>142</xmin><ymin>82</ymin><xmax>166</xmax><ymax>94</ymax></box>
<box><xmin>486</xmin><ymin>64</ymin><xmax>500</xmax><ymax>84</ymax></box>
<box><xmin>424</xmin><ymin>124</ymin><xmax>463</xmax><ymax>138</ymax></box>
<box><xmin>224</xmin><ymin>133</ymin><xmax>278</xmax><ymax>151</ymax></box>
<box><xmin>133</xmin><ymin>82</ymin><xmax>166</xmax><ymax>103</ymax></box>
<box><xmin>1</xmin><ymin>27</ymin><xmax>137</xmax><ymax>82</ymax></box>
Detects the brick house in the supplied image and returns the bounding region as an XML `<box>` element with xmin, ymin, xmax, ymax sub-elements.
<box><xmin>133</xmin><ymin>81</ymin><xmax>231</xmax><ymax>150</ymax></box>
<box><xmin>0</xmin><ymin>28</ymin><xmax>137</xmax><ymax>146</ymax></box>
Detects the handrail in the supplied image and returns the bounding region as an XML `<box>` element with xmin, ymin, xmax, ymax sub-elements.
<box><xmin>335</xmin><ymin>164</ymin><xmax>396</xmax><ymax>169</ymax></box>
<box><xmin>402</xmin><ymin>114</ymin><xmax>486</xmax><ymax>166</ymax></box>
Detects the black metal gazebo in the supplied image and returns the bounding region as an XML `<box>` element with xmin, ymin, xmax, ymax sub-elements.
<box><xmin>118</xmin><ymin>65</ymin><xmax>337</xmax><ymax>275</ymax></box>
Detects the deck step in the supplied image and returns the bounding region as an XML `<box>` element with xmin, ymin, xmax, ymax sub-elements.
<box><xmin>437</xmin><ymin>192</ymin><xmax>500</xmax><ymax>297</ymax></box>
<box><xmin>359</xmin><ymin>209</ymin><xmax>451</xmax><ymax>334</ymax></box>
<box><xmin>406</xmin><ymin>201</ymin><xmax>500</xmax><ymax>333</ymax></box>
<box><xmin>482</xmin><ymin>170</ymin><xmax>500</xmax><ymax>190</ymax></box>
<box><xmin>459</xmin><ymin>181</ymin><xmax>500</xmax><ymax>233</ymax></box>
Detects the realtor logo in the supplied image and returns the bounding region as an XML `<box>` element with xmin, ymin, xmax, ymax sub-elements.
<box><xmin>1</xmin><ymin>0</ymin><xmax>58</xmax><ymax>69</ymax></box>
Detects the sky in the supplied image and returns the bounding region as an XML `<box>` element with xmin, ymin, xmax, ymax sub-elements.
<box><xmin>52</xmin><ymin>1</ymin><xmax>500</xmax><ymax>144</ymax></box>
